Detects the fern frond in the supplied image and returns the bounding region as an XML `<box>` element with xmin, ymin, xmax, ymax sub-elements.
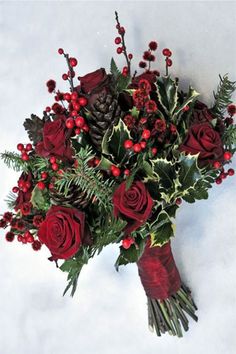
<box><xmin>212</xmin><ymin>74</ymin><xmax>236</xmax><ymax>116</ymax></box>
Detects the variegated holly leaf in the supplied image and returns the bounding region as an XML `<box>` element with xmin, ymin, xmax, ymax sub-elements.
<box><xmin>149</xmin><ymin>211</ymin><xmax>174</xmax><ymax>247</ymax></box>
<box><xmin>173</xmin><ymin>86</ymin><xmax>199</xmax><ymax>121</ymax></box>
<box><xmin>115</xmin><ymin>238</ymin><xmax>145</xmax><ymax>270</ymax></box>
<box><xmin>178</xmin><ymin>153</ymin><xmax>202</xmax><ymax>190</ymax></box>
<box><xmin>151</xmin><ymin>158</ymin><xmax>177</xmax><ymax>189</ymax></box>
<box><xmin>101</xmin><ymin>119</ymin><xmax>132</xmax><ymax>163</ymax></box>
<box><xmin>156</xmin><ymin>76</ymin><xmax>178</xmax><ymax>116</ymax></box>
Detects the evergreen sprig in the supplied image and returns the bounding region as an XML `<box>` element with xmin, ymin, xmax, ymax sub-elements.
<box><xmin>212</xmin><ymin>74</ymin><xmax>236</xmax><ymax>116</ymax></box>
<box><xmin>55</xmin><ymin>147</ymin><xmax>115</xmax><ymax>209</ymax></box>
<box><xmin>222</xmin><ymin>124</ymin><xmax>236</xmax><ymax>150</ymax></box>
<box><xmin>4</xmin><ymin>191</ymin><xmax>17</xmax><ymax>210</ymax></box>
<box><xmin>1</xmin><ymin>151</ymin><xmax>29</xmax><ymax>172</ymax></box>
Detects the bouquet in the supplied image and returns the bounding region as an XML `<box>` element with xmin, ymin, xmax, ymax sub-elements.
<box><xmin>1</xmin><ymin>12</ymin><xmax>236</xmax><ymax>337</ymax></box>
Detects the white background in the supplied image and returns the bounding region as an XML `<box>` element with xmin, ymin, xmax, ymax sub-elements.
<box><xmin>0</xmin><ymin>1</ymin><xmax>236</xmax><ymax>354</ymax></box>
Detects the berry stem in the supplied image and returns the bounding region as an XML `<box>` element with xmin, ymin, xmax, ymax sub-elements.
<box><xmin>165</xmin><ymin>58</ymin><xmax>169</xmax><ymax>76</ymax></box>
<box><xmin>115</xmin><ymin>11</ymin><xmax>131</xmax><ymax>76</ymax></box>
<box><xmin>64</xmin><ymin>54</ymin><xmax>75</xmax><ymax>91</ymax></box>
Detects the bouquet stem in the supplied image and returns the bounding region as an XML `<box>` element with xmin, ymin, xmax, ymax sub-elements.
<box><xmin>137</xmin><ymin>240</ymin><xmax>198</xmax><ymax>337</ymax></box>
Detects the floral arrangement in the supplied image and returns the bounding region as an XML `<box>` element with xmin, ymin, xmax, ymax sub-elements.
<box><xmin>1</xmin><ymin>12</ymin><xmax>236</xmax><ymax>337</ymax></box>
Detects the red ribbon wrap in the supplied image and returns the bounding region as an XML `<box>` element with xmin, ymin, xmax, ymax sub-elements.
<box><xmin>137</xmin><ymin>240</ymin><xmax>181</xmax><ymax>300</ymax></box>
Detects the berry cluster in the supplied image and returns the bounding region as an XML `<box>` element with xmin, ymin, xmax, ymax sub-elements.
<box><xmin>17</xmin><ymin>143</ymin><xmax>32</xmax><ymax>161</ymax></box>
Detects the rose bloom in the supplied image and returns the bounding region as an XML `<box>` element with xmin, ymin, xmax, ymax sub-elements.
<box><xmin>36</xmin><ymin>116</ymin><xmax>74</xmax><ymax>162</ymax></box>
<box><xmin>130</xmin><ymin>72</ymin><xmax>157</xmax><ymax>91</ymax></box>
<box><xmin>113</xmin><ymin>181</ymin><xmax>153</xmax><ymax>235</ymax></box>
<box><xmin>179</xmin><ymin>122</ymin><xmax>224</xmax><ymax>166</ymax></box>
<box><xmin>38</xmin><ymin>206</ymin><xmax>91</xmax><ymax>260</ymax></box>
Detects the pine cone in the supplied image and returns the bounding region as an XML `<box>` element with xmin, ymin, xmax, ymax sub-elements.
<box><xmin>89</xmin><ymin>93</ymin><xmax>124</xmax><ymax>150</ymax></box>
<box><xmin>50</xmin><ymin>185</ymin><xmax>90</xmax><ymax>210</ymax></box>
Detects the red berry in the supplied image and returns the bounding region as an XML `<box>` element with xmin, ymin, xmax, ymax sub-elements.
<box><xmin>37</xmin><ymin>181</ymin><xmax>46</xmax><ymax>190</ymax></box>
<box><xmin>176</xmin><ymin>198</ymin><xmax>182</xmax><ymax>206</ymax></box>
<box><xmin>32</xmin><ymin>240</ymin><xmax>42</xmax><ymax>251</ymax></box>
<box><xmin>117</xmin><ymin>47</ymin><xmax>123</xmax><ymax>54</ymax></box>
<box><xmin>25</xmin><ymin>182</ymin><xmax>31</xmax><ymax>189</ymax></box>
<box><xmin>122</xmin><ymin>237</ymin><xmax>134</xmax><ymax>249</ymax></box>
<box><xmin>58</xmin><ymin>48</ymin><xmax>64</xmax><ymax>55</ymax></box>
<box><xmin>124</xmin><ymin>169</ymin><xmax>130</xmax><ymax>176</ymax></box>
<box><xmin>50</xmin><ymin>156</ymin><xmax>56</xmax><ymax>164</ymax></box>
<box><xmin>149</xmin><ymin>41</ymin><xmax>158</xmax><ymax>51</ymax></box>
<box><xmin>73</xmin><ymin>102</ymin><xmax>81</xmax><ymax>111</ymax></box>
<box><xmin>18</xmin><ymin>180</ymin><xmax>25</xmax><ymax>189</ymax></box>
<box><xmin>213</xmin><ymin>161</ymin><xmax>221</xmax><ymax>169</ymax></box>
<box><xmin>41</xmin><ymin>172</ymin><xmax>48</xmax><ymax>180</ymax></box>
<box><xmin>139</xmin><ymin>61</ymin><xmax>147</xmax><ymax>69</ymax></box>
<box><xmin>119</xmin><ymin>27</ymin><xmax>125</xmax><ymax>35</ymax></box>
<box><xmin>26</xmin><ymin>143</ymin><xmax>32</xmax><ymax>151</ymax></box>
<box><xmin>115</xmin><ymin>37</ymin><xmax>121</xmax><ymax>45</ymax></box>
<box><xmin>78</xmin><ymin>97</ymin><xmax>88</xmax><ymax>107</ymax></box>
<box><xmin>75</xmin><ymin>128</ymin><xmax>81</xmax><ymax>135</ymax></box>
<box><xmin>66</xmin><ymin>118</ymin><xmax>75</xmax><ymax>129</ymax></box>
<box><xmin>128</xmin><ymin>53</ymin><xmax>133</xmax><ymax>60</ymax></box>
<box><xmin>22</xmin><ymin>187</ymin><xmax>28</xmax><ymax>193</ymax></box>
<box><xmin>166</xmin><ymin>58</ymin><xmax>172</xmax><ymax>67</ymax></box>
<box><xmin>220</xmin><ymin>172</ymin><xmax>228</xmax><ymax>179</ymax></box>
<box><xmin>64</xmin><ymin>93</ymin><xmax>71</xmax><ymax>101</ymax></box>
<box><xmin>124</xmin><ymin>139</ymin><xmax>133</xmax><ymax>149</ymax></box>
<box><xmin>111</xmin><ymin>167</ymin><xmax>121</xmax><ymax>177</ymax></box>
<box><xmin>71</xmin><ymin>92</ymin><xmax>78</xmax><ymax>100</ymax></box>
<box><xmin>6</xmin><ymin>232</ymin><xmax>15</xmax><ymax>242</ymax></box>
<box><xmin>151</xmin><ymin>147</ymin><xmax>157</xmax><ymax>156</ymax></box>
<box><xmin>17</xmin><ymin>235</ymin><xmax>23</xmax><ymax>242</ymax></box>
<box><xmin>228</xmin><ymin>168</ymin><xmax>235</xmax><ymax>176</ymax></box>
<box><xmin>94</xmin><ymin>158</ymin><xmax>100</xmax><ymax>166</ymax></box>
<box><xmin>75</xmin><ymin>116</ymin><xmax>85</xmax><ymax>128</ymax></box>
<box><xmin>26</xmin><ymin>235</ymin><xmax>34</xmax><ymax>243</ymax></box>
<box><xmin>71</xmin><ymin>110</ymin><xmax>78</xmax><ymax>117</ymax></box>
<box><xmin>68</xmin><ymin>70</ymin><xmax>75</xmax><ymax>78</ymax></box>
<box><xmin>215</xmin><ymin>177</ymin><xmax>222</xmax><ymax>185</ymax></box>
<box><xmin>227</xmin><ymin>104</ymin><xmax>236</xmax><ymax>116</ymax></box>
<box><xmin>45</xmin><ymin>106</ymin><xmax>51</xmax><ymax>112</ymax></box>
<box><xmin>12</xmin><ymin>186</ymin><xmax>19</xmax><ymax>193</ymax></box>
<box><xmin>142</xmin><ymin>129</ymin><xmax>151</xmax><ymax>140</ymax></box>
<box><xmin>140</xmin><ymin>141</ymin><xmax>147</xmax><ymax>149</ymax></box>
<box><xmin>62</xmin><ymin>73</ymin><xmax>68</xmax><ymax>80</ymax></box>
<box><xmin>162</xmin><ymin>48</ymin><xmax>172</xmax><ymax>57</ymax></box>
<box><xmin>82</xmin><ymin>124</ymin><xmax>89</xmax><ymax>132</ymax></box>
<box><xmin>17</xmin><ymin>143</ymin><xmax>24</xmax><ymax>151</ymax></box>
<box><xmin>21</xmin><ymin>153</ymin><xmax>29</xmax><ymax>161</ymax></box>
<box><xmin>51</xmin><ymin>163</ymin><xmax>59</xmax><ymax>171</ymax></box>
<box><xmin>22</xmin><ymin>237</ymin><xmax>27</xmax><ymax>244</ymax></box>
<box><xmin>133</xmin><ymin>143</ymin><xmax>142</xmax><ymax>153</ymax></box>
<box><xmin>69</xmin><ymin>57</ymin><xmax>78</xmax><ymax>67</ymax></box>
<box><xmin>183</xmin><ymin>105</ymin><xmax>190</xmax><ymax>112</ymax></box>
<box><xmin>224</xmin><ymin>151</ymin><xmax>232</xmax><ymax>161</ymax></box>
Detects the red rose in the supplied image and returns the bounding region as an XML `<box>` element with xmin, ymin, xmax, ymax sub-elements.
<box><xmin>130</xmin><ymin>72</ymin><xmax>157</xmax><ymax>91</ymax></box>
<box><xmin>180</xmin><ymin>122</ymin><xmax>224</xmax><ymax>166</ymax></box>
<box><xmin>78</xmin><ymin>68</ymin><xmax>111</xmax><ymax>105</ymax></box>
<box><xmin>113</xmin><ymin>181</ymin><xmax>153</xmax><ymax>235</ymax></box>
<box><xmin>15</xmin><ymin>172</ymin><xmax>33</xmax><ymax>211</ymax></box>
<box><xmin>36</xmin><ymin>116</ymin><xmax>74</xmax><ymax>161</ymax></box>
<box><xmin>38</xmin><ymin>206</ymin><xmax>88</xmax><ymax>260</ymax></box>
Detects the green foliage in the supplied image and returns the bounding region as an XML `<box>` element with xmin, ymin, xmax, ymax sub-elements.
<box><xmin>152</xmin><ymin>158</ymin><xmax>176</xmax><ymax>189</ymax></box>
<box><xmin>222</xmin><ymin>124</ymin><xmax>236</xmax><ymax>151</ymax></box>
<box><xmin>30</xmin><ymin>186</ymin><xmax>50</xmax><ymax>211</ymax></box>
<box><xmin>173</xmin><ymin>86</ymin><xmax>199</xmax><ymax>122</ymax></box>
<box><xmin>149</xmin><ymin>211</ymin><xmax>174</xmax><ymax>247</ymax></box>
<box><xmin>1</xmin><ymin>151</ymin><xmax>29</xmax><ymax>172</ymax></box>
<box><xmin>110</xmin><ymin>58</ymin><xmax>131</xmax><ymax>93</ymax></box>
<box><xmin>55</xmin><ymin>147</ymin><xmax>114</xmax><ymax>209</ymax></box>
<box><xmin>102</xmin><ymin>119</ymin><xmax>132</xmax><ymax>163</ymax></box>
<box><xmin>156</xmin><ymin>76</ymin><xmax>178</xmax><ymax>116</ymax></box>
<box><xmin>23</xmin><ymin>114</ymin><xmax>46</xmax><ymax>144</ymax></box>
<box><xmin>212</xmin><ymin>74</ymin><xmax>236</xmax><ymax>116</ymax></box>
<box><xmin>178</xmin><ymin>154</ymin><xmax>201</xmax><ymax>190</ymax></box>
<box><xmin>4</xmin><ymin>191</ymin><xmax>17</xmax><ymax>210</ymax></box>
<box><xmin>115</xmin><ymin>238</ymin><xmax>146</xmax><ymax>270</ymax></box>
<box><xmin>60</xmin><ymin>247</ymin><xmax>90</xmax><ymax>296</ymax></box>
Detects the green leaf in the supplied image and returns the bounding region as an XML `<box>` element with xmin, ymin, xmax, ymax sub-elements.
<box><xmin>101</xmin><ymin>119</ymin><xmax>132</xmax><ymax>163</ymax></box>
<box><xmin>117</xmin><ymin>74</ymin><xmax>131</xmax><ymax>93</ymax></box>
<box><xmin>151</xmin><ymin>158</ymin><xmax>177</xmax><ymax>189</ymax></box>
<box><xmin>115</xmin><ymin>239</ymin><xmax>145</xmax><ymax>270</ymax></box>
<box><xmin>31</xmin><ymin>186</ymin><xmax>50</xmax><ymax>211</ymax></box>
<box><xmin>110</xmin><ymin>57</ymin><xmax>121</xmax><ymax>79</ymax></box>
<box><xmin>178</xmin><ymin>154</ymin><xmax>201</xmax><ymax>190</ymax></box>
<box><xmin>173</xmin><ymin>86</ymin><xmax>199</xmax><ymax>121</ymax></box>
<box><xmin>149</xmin><ymin>211</ymin><xmax>174</xmax><ymax>247</ymax></box>
<box><xmin>156</xmin><ymin>76</ymin><xmax>178</xmax><ymax>116</ymax></box>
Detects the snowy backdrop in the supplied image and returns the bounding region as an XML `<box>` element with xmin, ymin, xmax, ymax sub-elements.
<box><xmin>0</xmin><ymin>1</ymin><xmax>236</xmax><ymax>354</ymax></box>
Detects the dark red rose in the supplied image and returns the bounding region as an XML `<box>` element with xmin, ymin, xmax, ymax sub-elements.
<box><xmin>20</xmin><ymin>202</ymin><xmax>32</xmax><ymax>216</ymax></box>
<box><xmin>15</xmin><ymin>172</ymin><xmax>33</xmax><ymax>211</ymax></box>
<box><xmin>179</xmin><ymin>122</ymin><xmax>224</xmax><ymax>166</ymax></box>
<box><xmin>130</xmin><ymin>72</ymin><xmax>157</xmax><ymax>91</ymax></box>
<box><xmin>38</xmin><ymin>206</ymin><xmax>89</xmax><ymax>260</ymax></box>
<box><xmin>78</xmin><ymin>68</ymin><xmax>111</xmax><ymax>105</ymax></box>
<box><xmin>36</xmin><ymin>116</ymin><xmax>74</xmax><ymax>161</ymax></box>
<box><xmin>113</xmin><ymin>181</ymin><xmax>153</xmax><ymax>235</ymax></box>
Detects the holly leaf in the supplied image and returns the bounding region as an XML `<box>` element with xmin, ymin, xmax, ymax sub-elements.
<box><xmin>178</xmin><ymin>154</ymin><xmax>201</xmax><ymax>190</ymax></box>
<box><xmin>151</xmin><ymin>158</ymin><xmax>177</xmax><ymax>189</ymax></box>
<box><xmin>101</xmin><ymin>119</ymin><xmax>132</xmax><ymax>163</ymax></box>
<box><xmin>31</xmin><ymin>186</ymin><xmax>50</xmax><ymax>211</ymax></box>
<box><xmin>173</xmin><ymin>86</ymin><xmax>199</xmax><ymax>120</ymax></box>
<box><xmin>156</xmin><ymin>76</ymin><xmax>178</xmax><ymax>116</ymax></box>
<box><xmin>149</xmin><ymin>211</ymin><xmax>174</xmax><ymax>247</ymax></box>
<box><xmin>23</xmin><ymin>114</ymin><xmax>45</xmax><ymax>145</ymax></box>
<box><xmin>115</xmin><ymin>239</ymin><xmax>145</xmax><ymax>271</ymax></box>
